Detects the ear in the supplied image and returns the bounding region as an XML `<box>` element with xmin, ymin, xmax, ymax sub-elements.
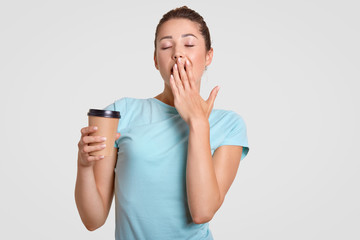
<box><xmin>154</xmin><ymin>51</ymin><xmax>159</xmax><ymax>70</ymax></box>
<box><xmin>205</xmin><ymin>48</ymin><xmax>214</xmax><ymax>67</ymax></box>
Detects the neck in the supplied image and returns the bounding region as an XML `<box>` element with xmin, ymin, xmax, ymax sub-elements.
<box><xmin>154</xmin><ymin>84</ymin><xmax>175</xmax><ymax>107</ymax></box>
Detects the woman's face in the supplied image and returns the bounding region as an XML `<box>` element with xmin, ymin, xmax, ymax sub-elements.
<box><xmin>154</xmin><ymin>18</ymin><xmax>213</xmax><ymax>88</ymax></box>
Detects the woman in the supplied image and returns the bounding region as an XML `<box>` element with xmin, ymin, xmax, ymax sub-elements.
<box><xmin>75</xmin><ymin>6</ymin><xmax>249</xmax><ymax>240</ymax></box>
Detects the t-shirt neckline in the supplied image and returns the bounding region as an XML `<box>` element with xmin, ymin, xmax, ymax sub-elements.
<box><xmin>149</xmin><ymin>98</ymin><xmax>178</xmax><ymax>113</ymax></box>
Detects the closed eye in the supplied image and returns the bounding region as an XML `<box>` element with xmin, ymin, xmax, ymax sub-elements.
<box><xmin>161</xmin><ymin>45</ymin><xmax>194</xmax><ymax>50</ymax></box>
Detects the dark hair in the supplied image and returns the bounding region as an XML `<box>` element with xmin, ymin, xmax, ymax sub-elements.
<box><xmin>154</xmin><ymin>6</ymin><xmax>212</xmax><ymax>52</ymax></box>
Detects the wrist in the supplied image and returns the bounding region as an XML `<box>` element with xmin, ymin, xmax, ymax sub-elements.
<box><xmin>77</xmin><ymin>162</ymin><xmax>94</xmax><ymax>172</ymax></box>
<box><xmin>188</xmin><ymin>117</ymin><xmax>209</xmax><ymax>131</ymax></box>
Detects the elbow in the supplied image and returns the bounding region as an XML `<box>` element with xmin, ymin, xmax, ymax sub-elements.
<box><xmin>192</xmin><ymin>214</ymin><xmax>214</xmax><ymax>224</ymax></box>
<box><xmin>192</xmin><ymin>198</ymin><xmax>222</xmax><ymax>224</ymax></box>
<box><xmin>83</xmin><ymin>219</ymin><xmax>105</xmax><ymax>232</ymax></box>
<box><xmin>85</xmin><ymin>225</ymin><xmax>98</xmax><ymax>232</ymax></box>
<box><xmin>190</xmin><ymin>206</ymin><xmax>215</xmax><ymax>224</ymax></box>
<box><xmin>84</xmin><ymin>222</ymin><xmax>102</xmax><ymax>232</ymax></box>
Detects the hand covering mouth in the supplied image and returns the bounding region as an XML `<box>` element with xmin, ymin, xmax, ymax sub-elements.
<box><xmin>170</xmin><ymin>64</ymin><xmax>186</xmax><ymax>74</ymax></box>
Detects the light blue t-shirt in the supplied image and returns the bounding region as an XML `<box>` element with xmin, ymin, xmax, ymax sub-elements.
<box><xmin>105</xmin><ymin>97</ymin><xmax>249</xmax><ymax>240</ymax></box>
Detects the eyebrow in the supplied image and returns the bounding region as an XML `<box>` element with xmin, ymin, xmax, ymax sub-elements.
<box><xmin>159</xmin><ymin>33</ymin><xmax>198</xmax><ymax>42</ymax></box>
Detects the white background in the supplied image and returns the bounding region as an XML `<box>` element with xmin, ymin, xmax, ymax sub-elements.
<box><xmin>1</xmin><ymin>0</ymin><xmax>359</xmax><ymax>239</ymax></box>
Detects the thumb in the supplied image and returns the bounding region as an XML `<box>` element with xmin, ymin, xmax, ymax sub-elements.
<box><xmin>206</xmin><ymin>86</ymin><xmax>220</xmax><ymax>107</ymax></box>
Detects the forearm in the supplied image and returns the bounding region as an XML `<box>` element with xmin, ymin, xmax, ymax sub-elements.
<box><xmin>186</xmin><ymin>119</ymin><xmax>221</xmax><ymax>223</ymax></box>
<box><xmin>74</xmin><ymin>153</ymin><xmax>107</xmax><ymax>231</ymax></box>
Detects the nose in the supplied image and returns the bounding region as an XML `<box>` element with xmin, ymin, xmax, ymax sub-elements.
<box><xmin>172</xmin><ymin>47</ymin><xmax>184</xmax><ymax>62</ymax></box>
<box><xmin>173</xmin><ymin>54</ymin><xmax>184</xmax><ymax>62</ymax></box>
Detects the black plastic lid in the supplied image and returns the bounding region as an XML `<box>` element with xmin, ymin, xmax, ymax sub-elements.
<box><xmin>87</xmin><ymin>109</ymin><xmax>121</xmax><ymax>119</ymax></box>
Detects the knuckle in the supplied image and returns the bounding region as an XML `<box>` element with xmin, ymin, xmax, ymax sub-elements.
<box><xmin>83</xmin><ymin>145</ymin><xmax>89</xmax><ymax>153</ymax></box>
<box><xmin>81</xmin><ymin>127</ymin><xmax>87</xmax><ymax>135</ymax></box>
<box><xmin>80</xmin><ymin>147</ymin><xmax>86</xmax><ymax>154</ymax></box>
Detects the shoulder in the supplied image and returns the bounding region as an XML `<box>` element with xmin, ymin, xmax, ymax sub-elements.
<box><xmin>103</xmin><ymin>97</ymin><xmax>155</xmax><ymax>128</ymax></box>
<box><xmin>209</xmin><ymin>108</ymin><xmax>249</xmax><ymax>161</ymax></box>
<box><xmin>104</xmin><ymin>97</ymin><xmax>151</xmax><ymax>113</ymax></box>
<box><xmin>210</xmin><ymin>109</ymin><xmax>246</xmax><ymax>129</ymax></box>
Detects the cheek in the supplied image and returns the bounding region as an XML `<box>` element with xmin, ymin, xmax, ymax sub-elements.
<box><xmin>156</xmin><ymin>52</ymin><xmax>168</xmax><ymax>68</ymax></box>
<box><xmin>157</xmin><ymin>56</ymin><xmax>166</xmax><ymax>68</ymax></box>
<box><xmin>188</xmin><ymin>57</ymin><xmax>206</xmax><ymax>77</ymax></box>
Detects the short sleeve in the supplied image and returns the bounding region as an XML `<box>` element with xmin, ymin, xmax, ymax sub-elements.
<box><xmin>219</xmin><ymin>112</ymin><xmax>249</xmax><ymax>161</ymax></box>
<box><xmin>103</xmin><ymin>98</ymin><xmax>128</xmax><ymax>148</ymax></box>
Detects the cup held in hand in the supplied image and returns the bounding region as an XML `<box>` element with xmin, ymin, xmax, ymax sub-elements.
<box><xmin>87</xmin><ymin>109</ymin><xmax>121</xmax><ymax>157</ymax></box>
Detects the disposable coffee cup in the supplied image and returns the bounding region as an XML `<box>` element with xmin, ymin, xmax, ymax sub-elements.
<box><xmin>87</xmin><ymin>109</ymin><xmax>121</xmax><ymax>156</ymax></box>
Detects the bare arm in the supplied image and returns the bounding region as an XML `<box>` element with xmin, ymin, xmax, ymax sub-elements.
<box><xmin>170</xmin><ymin>56</ymin><xmax>243</xmax><ymax>224</ymax></box>
<box><xmin>186</xmin><ymin>119</ymin><xmax>242</xmax><ymax>224</ymax></box>
<box><xmin>74</xmin><ymin>126</ymin><xmax>119</xmax><ymax>231</ymax></box>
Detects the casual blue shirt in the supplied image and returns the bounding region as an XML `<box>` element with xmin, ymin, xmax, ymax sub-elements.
<box><xmin>105</xmin><ymin>97</ymin><xmax>249</xmax><ymax>240</ymax></box>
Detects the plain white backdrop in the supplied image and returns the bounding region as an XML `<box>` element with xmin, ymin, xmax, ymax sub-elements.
<box><xmin>1</xmin><ymin>0</ymin><xmax>359</xmax><ymax>239</ymax></box>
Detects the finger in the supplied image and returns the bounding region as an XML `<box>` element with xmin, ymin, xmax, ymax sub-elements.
<box><xmin>81</xmin><ymin>126</ymin><xmax>98</xmax><ymax>136</ymax></box>
<box><xmin>83</xmin><ymin>144</ymin><xmax>106</xmax><ymax>154</ymax></box>
<box><xmin>82</xmin><ymin>135</ymin><xmax>107</xmax><ymax>144</ymax></box>
<box><xmin>185</xmin><ymin>59</ymin><xmax>195</xmax><ymax>87</ymax></box>
<box><xmin>177</xmin><ymin>57</ymin><xmax>190</xmax><ymax>89</ymax></box>
<box><xmin>206</xmin><ymin>86</ymin><xmax>220</xmax><ymax>108</ymax></box>
<box><xmin>86</xmin><ymin>155</ymin><xmax>105</xmax><ymax>162</ymax></box>
<box><xmin>173</xmin><ymin>63</ymin><xmax>184</xmax><ymax>91</ymax></box>
<box><xmin>169</xmin><ymin>74</ymin><xmax>180</xmax><ymax>96</ymax></box>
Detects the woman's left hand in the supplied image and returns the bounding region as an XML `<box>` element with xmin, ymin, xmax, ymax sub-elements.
<box><xmin>170</xmin><ymin>57</ymin><xmax>220</xmax><ymax>125</ymax></box>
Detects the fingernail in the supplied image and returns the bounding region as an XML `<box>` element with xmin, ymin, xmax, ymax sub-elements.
<box><xmin>174</xmin><ymin>64</ymin><xmax>178</xmax><ymax>70</ymax></box>
<box><xmin>102</xmin><ymin>144</ymin><xmax>106</xmax><ymax>148</ymax></box>
<box><xmin>178</xmin><ymin>57</ymin><xmax>181</xmax><ymax>64</ymax></box>
<box><xmin>100</xmin><ymin>155</ymin><xmax>104</xmax><ymax>159</ymax></box>
<box><xmin>186</xmin><ymin>59</ymin><xmax>190</xmax><ymax>66</ymax></box>
<box><xmin>101</xmin><ymin>137</ymin><xmax>107</xmax><ymax>141</ymax></box>
<box><xmin>93</xmin><ymin>126</ymin><xmax>98</xmax><ymax>130</ymax></box>
<box><xmin>170</xmin><ymin>74</ymin><xmax>174</xmax><ymax>79</ymax></box>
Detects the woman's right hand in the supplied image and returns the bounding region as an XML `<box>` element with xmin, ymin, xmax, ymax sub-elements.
<box><xmin>78</xmin><ymin>126</ymin><xmax>120</xmax><ymax>168</ymax></box>
<box><xmin>78</xmin><ymin>126</ymin><xmax>106</xmax><ymax>168</ymax></box>
<box><xmin>75</xmin><ymin>126</ymin><xmax>120</xmax><ymax>230</ymax></box>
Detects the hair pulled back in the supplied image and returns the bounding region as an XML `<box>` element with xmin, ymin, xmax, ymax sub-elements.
<box><xmin>154</xmin><ymin>6</ymin><xmax>212</xmax><ymax>52</ymax></box>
